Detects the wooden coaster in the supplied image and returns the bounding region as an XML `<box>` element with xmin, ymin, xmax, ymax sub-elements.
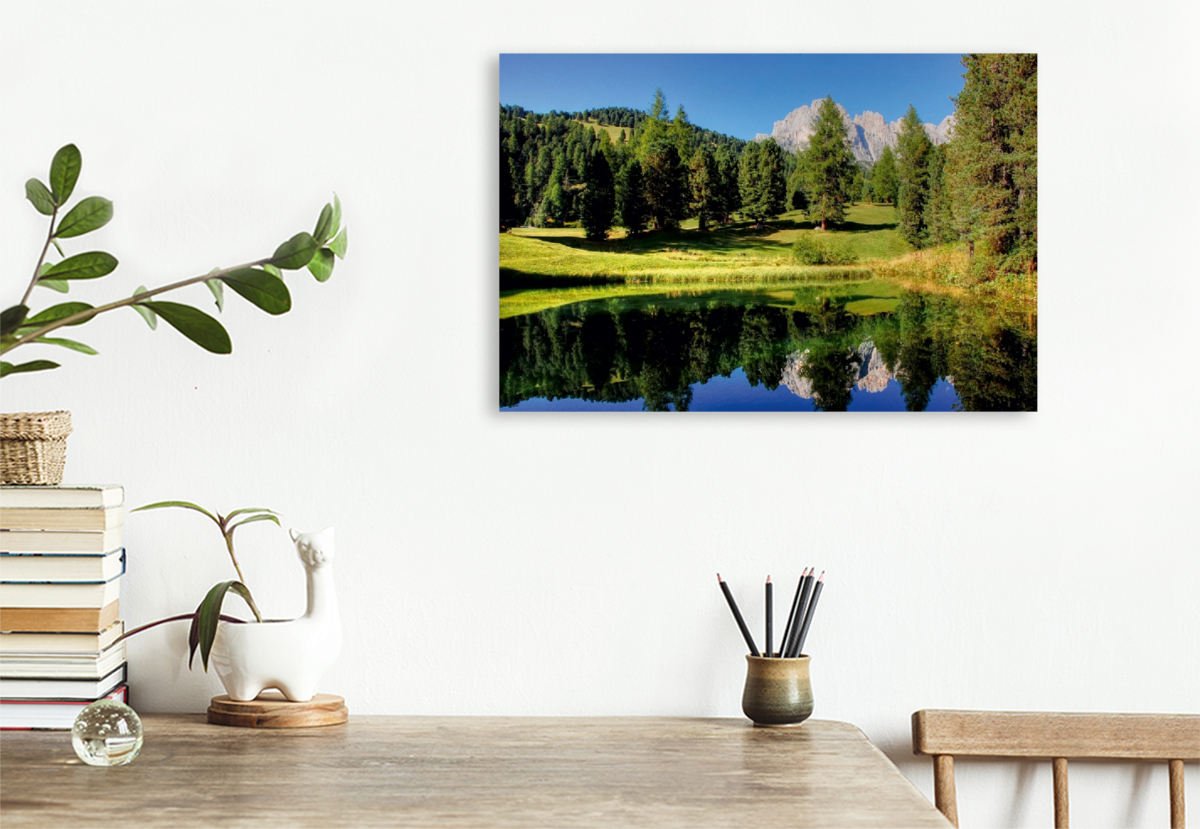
<box><xmin>207</xmin><ymin>691</ymin><xmax>348</xmax><ymax>728</ymax></box>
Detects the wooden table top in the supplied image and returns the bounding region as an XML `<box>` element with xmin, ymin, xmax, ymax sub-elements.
<box><xmin>0</xmin><ymin>715</ymin><xmax>951</xmax><ymax>828</ymax></box>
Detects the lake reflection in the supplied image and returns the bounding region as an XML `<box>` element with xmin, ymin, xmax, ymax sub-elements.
<box><xmin>499</xmin><ymin>284</ymin><xmax>1036</xmax><ymax>412</ymax></box>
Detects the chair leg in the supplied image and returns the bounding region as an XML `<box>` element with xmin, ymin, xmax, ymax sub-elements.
<box><xmin>933</xmin><ymin>754</ymin><xmax>958</xmax><ymax>827</ymax></box>
<box><xmin>1169</xmin><ymin>759</ymin><xmax>1185</xmax><ymax>829</ymax></box>
<box><xmin>1053</xmin><ymin>757</ymin><xmax>1069</xmax><ymax>829</ymax></box>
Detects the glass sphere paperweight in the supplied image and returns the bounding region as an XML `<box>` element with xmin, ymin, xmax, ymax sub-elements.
<box><xmin>72</xmin><ymin>699</ymin><xmax>143</xmax><ymax>766</ymax></box>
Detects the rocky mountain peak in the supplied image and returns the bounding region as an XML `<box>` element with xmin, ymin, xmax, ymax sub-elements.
<box><xmin>754</xmin><ymin>99</ymin><xmax>955</xmax><ymax>164</ymax></box>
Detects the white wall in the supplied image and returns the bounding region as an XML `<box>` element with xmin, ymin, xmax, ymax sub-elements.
<box><xmin>2</xmin><ymin>2</ymin><xmax>1196</xmax><ymax>827</ymax></box>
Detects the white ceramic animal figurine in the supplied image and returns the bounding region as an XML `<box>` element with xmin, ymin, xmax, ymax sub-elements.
<box><xmin>210</xmin><ymin>527</ymin><xmax>341</xmax><ymax>702</ymax></box>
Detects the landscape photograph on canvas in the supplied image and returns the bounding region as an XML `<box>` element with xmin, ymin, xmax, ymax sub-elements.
<box><xmin>499</xmin><ymin>54</ymin><xmax>1037</xmax><ymax>412</ymax></box>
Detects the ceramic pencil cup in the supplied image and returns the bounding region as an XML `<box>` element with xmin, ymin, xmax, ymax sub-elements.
<box><xmin>741</xmin><ymin>655</ymin><xmax>813</xmax><ymax>727</ymax></box>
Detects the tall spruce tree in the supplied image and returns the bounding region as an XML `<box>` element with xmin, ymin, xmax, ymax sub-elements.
<box><xmin>580</xmin><ymin>149</ymin><xmax>616</xmax><ymax>241</ymax></box>
<box><xmin>637</xmin><ymin>88</ymin><xmax>670</xmax><ymax>161</ymax></box>
<box><xmin>922</xmin><ymin>144</ymin><xmax>957</xmax><ymax>246</ymax></box>
<box><xmin>714</xmin><ymin>144</ymin><xmax>741</xmax><ymax>223</ymax></box>
<box><xmin>738</xmin><ymin>138</ymin><xmax>787</xmax><ymax>225</ymax></box>
<box><xmin>688</xmin><ymin>145</ymin><xmax>718</xmax><ymax>230</ymax></box>
<box><xmin>670</xmin><ymin>105</ymin><xmax>694</xmax><ymax>165</ymax></box>
<box><xmin>642</xmin><ymin>140</ymin><xmax>687</xmax><ymax>231</ymax></box>
<box><xmin>801</xmin><ymin>96</ymin><xmax>856</xmax><ymax>230</ymax></box>
<box><xmin>617</xmin><ymin>160</ymin><xmax>650</xmax><ymax>236</ymax></box>
<box><xmin>895</xmin><ymin>105</ymin><xmax>934</xmax><ymax>246</ymax></box>
<box><xmin>871</xmin><ymin>145</ymin><xmax>898</xmax><ymax>205</ymax></box>
<box><xmin>946</xmin><ymin>53</ymin><xmax>1037</xmax><ymax>274</ymax></box>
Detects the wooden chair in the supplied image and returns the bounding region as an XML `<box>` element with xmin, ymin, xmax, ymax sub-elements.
<box><xmin>912</xmin><ymin>710</ymin><xmax>1199</xmax><ymax>828</ymax></box>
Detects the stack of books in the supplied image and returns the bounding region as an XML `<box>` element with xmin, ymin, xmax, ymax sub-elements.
<box><xmin>0</xmin><ymin>485</ymin><xmax>129</xmax><ymax>730</ymax></box>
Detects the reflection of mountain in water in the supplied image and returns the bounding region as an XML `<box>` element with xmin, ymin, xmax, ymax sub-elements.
<box><xmin>781</xmin><ymin>340</ymin><xmax>904</xmax><ymax>400</ymax></box>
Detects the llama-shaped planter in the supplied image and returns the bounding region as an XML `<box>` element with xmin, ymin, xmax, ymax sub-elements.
<box><xmin>210</xmin><ymin>527</ymin><xmax>341</xmax><ymax>702</ymax></box>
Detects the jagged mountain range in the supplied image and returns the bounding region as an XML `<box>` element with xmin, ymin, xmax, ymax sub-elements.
<box><xmin>755</xmin><ymin>99</ymin><xmax>955</xmax><ymax>165</ymax></box>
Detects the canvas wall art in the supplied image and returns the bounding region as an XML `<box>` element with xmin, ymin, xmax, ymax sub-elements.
<box><xmin>499</xmin><ymin>54</ymin><xmax>1037</xmax><ymax>412</ymax></box>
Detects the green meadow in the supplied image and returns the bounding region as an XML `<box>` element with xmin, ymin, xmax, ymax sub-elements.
<box><xmin>500</xmin><ymin>203</ymin><xmax>912</xmax><ymax>284</ymax></box>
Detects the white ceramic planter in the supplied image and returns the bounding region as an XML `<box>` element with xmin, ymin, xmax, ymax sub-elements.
<box><xmin>210</xmin><ymin>527</ymin><xmax>341</xmax><ymax>702</ymax></box>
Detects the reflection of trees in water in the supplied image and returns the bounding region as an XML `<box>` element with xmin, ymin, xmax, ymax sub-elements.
<box><xmin>499</xmin><ymin>291</ymin><xmax>1036</xmax><ymax>411</ymax></box>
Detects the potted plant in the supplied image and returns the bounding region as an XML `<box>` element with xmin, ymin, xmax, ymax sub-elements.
<box><xmin>0</xmin><ymin>143</ymin><xmax>347</xmax><ymax>483</ymax></box>
<box><xmin>117</xmin><ymin>501</ymin><xmax>341</xmax><ymax>704</ymax></box>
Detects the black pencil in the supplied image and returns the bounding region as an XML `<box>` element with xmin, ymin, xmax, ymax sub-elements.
<box><xmin>717</xmin><ymin>574</ymin><xmax>759</xmax><ymax>656</ymax></box>
<box><xmin>793</xmin><ymin>571</ymin><xmax>824</xmax><ymax>657</ymax></box>
<box><xmin>783</xmin><ymin>568</ymin><xmax>814</xmax><ymax>658</ymax></box>
<box><xmin>779</xmin><ymin>567</ymin><xmax>809</xmax><ymax>656</ymax></box>
<box><xmin>765</xmin><ymin>576</ymin><xmax>773</xmax><ymax>658</ymax></box>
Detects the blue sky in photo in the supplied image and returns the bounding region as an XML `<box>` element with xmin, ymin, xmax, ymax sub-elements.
<box><xmin>499</xmin><ymin>54</ymin><xmax>966</xmax><ymax>141</ymax></box>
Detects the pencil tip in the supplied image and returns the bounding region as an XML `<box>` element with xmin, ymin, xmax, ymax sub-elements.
<box><xmin>818</xmin><ymin>571</ymin><xmax>825</xmax><ymax>581</ymax></box>
<box><xmin>716</xmin><ymin>573</ymin><xmax>723</xmax><ymax>582</ymax></box>
<box><xmin>766</xmin><ymin>575</ymin><xmax>771</xmax><ymax>583</ymax></box>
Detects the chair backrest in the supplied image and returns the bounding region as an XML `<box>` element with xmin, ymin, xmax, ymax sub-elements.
<box><xmin>911</xmin><ymin>710</ymin><xmax>1199</xmax><ymax>828</ymax></box>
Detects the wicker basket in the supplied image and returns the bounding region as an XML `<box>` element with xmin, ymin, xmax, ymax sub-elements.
<box><xmin>0</xmin><ymin>411</ymin><xmax>73</xmax><ymax>485</ymax></box>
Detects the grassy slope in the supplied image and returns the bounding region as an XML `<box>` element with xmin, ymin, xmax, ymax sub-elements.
<box><xmin>574</xmin><ymin>119</ymin><xmax>631</xmax><ymax>143</ymax></box>
<box><xmin>501</xmin><ymin>204</ymin><xmax>908</xmax><ymax>283</ymax></box>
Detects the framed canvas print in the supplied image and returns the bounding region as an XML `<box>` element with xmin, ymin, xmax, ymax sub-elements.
<box><xmin>500</xmin><ymin>54</ymin><xmax>1036</xmax><ymax>412</ymax></box>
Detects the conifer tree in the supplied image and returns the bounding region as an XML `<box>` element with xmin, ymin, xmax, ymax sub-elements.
<box><xmin>670</xmin><ymin>105</ymin><xmax>694</xmax><ymax>164</ymax></box>
<box><xmin>871</xmin><ymin>146</ymin><xmax>898</xmax><ymax>205</ymax></box>
<box><xmin>738</xmin><ymin>138</ymin><xmax>787</xmax><ymax>225</ymax></box>
<box><xmin>642</xmin><ymin>140</ymin><xmax>687</xmax><ymax>230</ymax></box>
<box><xmin>801</xmin><ymin>96</ymin><xmax>856</xmax><ymax>230</ymax></box>
<box><xmin>922</xmin><ymin>144</ymin><xmax>957</xmax><ymax>246</ymax></box>
<box><xmin>637</xmin><ymin>88</ymin><xmax>670</xmax><ymax>161</ymax></box>
<box><xmin>946</xmin><ymin>53</ymin><xmax>1037</xmax><ymax>274</ymax></box>
<box><xmin>895</xmin><ymin>104</ymin><xmax>934</xmax><ymax>245</ymax></box>
<box><xmin>688</xmin><ymin>145</ymin><xmax>717</xmax><ymax>230</ymax></box>
<box><xmin>713</xmin><ymin>144</ymin><xmax>741</xmax><ymax>223</ymax></box>
<box><xmin>617</xmin><ymin>160</ymin><xmax>650</xmax><ymax>236</ymax></box>
<box><xmin>580</xmin><ymin>149</ymin><xmax>615</xmax><ymax>241</ymax></box>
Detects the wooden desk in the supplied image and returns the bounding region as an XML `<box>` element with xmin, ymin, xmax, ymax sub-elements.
<box><xmin>1</xmin><ymin>716</ymin><xmax>951</xmax><ymax>828</ymax></box>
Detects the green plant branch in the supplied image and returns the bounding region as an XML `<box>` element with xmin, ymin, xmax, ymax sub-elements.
<box><xmin>112</xmin><ymin>612</ymin><xmax>247</xmax><ymax>647</ymax></box>
<box><xmin>21</xmin><ymin>207</ymin><xmax>59</xmax><ymax>307</ymax></box>
<box><xmin>2</xmin><ymin>255</ymin><xmax>273</xmax><ymax>355</ymax></box>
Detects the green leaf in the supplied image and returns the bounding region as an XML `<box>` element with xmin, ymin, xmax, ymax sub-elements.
<box><xmin>329</xmin><ymin>226</ymin><xmax>348</xmax><ymax>260</ymax></box>
<box><xmin>41</xmin><ymin>251</ymin><xmax>118</xmax><ymax>281</ymax></box>
<box><xmin>25</xmin><ymin>179</ymin><xmax>55</xmax><ymax>215</ymax></box>
<box><xmin>139</xmin><ymin>301</ymin><xmax>231</xmax><ymax>353</ymax></box>
<box><xmin>1</xmin><ymin>306</ymin><xmax>29</xmax><ymax>337</ymax></box>
<box><xmin>224</xmin><ymin>507</ymin><xmax>280</xmax><ymax>521</ymax></box>
<box><xmin>23</xmin><ymin>302</ymin><xmax>95</xmax><ymax>328</ymax></box>
<box><xmin>228</xmin><ymin>513</ymin><xmax>282</xmax><ymax>534</ymax></box>
<box><xmin>269</xmin><ymin>232</ymin><xmax>318</xmax><ymax>270</ymax></box>
<box><xmin>37</xmin><ymin>279</ymin><xmax>70</xmax><ymax>293</ymax></box>
<box><xmin>220</xmin><ymin>267</ymin><xmax>291</xmax><ymax>315</ymax></box>
<box><xmin>49</xmin><ymin>144</ymin><xmax>82</xmax><ymax>204</ymax></box>
<box><xmin>132</xmin><ymin>500</ymin><xmax>220</xmax><ymax>523</ymax></box>
<box><xmin>194</xmin><ymin>580</ymin><xmax>260</xmax><ymax>671</ymax></box>
<box><xmin>1</xmin><ymin>359</ymin><xmax>59</xmax><ymax>377</ymax></box>
<box><xmin>33</xmin><ymin>336</ymin><xmax>97</xmax><ymax>355</ymax></box>
<box><xmin>206</xmin><ymin>278</ymin><xmax>225</xmax><ymax>313</ymax></box>
<box><xmin>55</xmin><ymin>196</ymin><xmax>113</xmax><ymax>238</ymax></box>
<box><xmin>131</xmin><ymin>287</ymin><xmax>157</xmax><ymax>329</ymax></box>
<box><xmin>262</xmin><ymin>263</ymin><xmax>282</xmax><ymax>280</ymax></box>
<box><xmin>307</xmin><ymin>247</ymin><xmax>335</xmax><ymax>282</ymax></box>
<box><xmin>331</xmin><ymin>193</ymin><xmax>342</xmax><ymax>237</ymax></box>
<box><xmin>313</xmin><ymin>203</ymin><xmax>334</xmax><ymax>245</ymax></box>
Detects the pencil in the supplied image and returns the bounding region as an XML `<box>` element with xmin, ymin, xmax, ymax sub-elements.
<box><xmin>765</xmin><ymin>576</ymin><xmax>773</xmax><ymax>658</ymax></box>
<box><xmin>793</xmin><ymin>571</ymin><xmax>824</xmax><ymax>657</ymax></box>
<box><xmin>717</xmin><ymin>573</ymin><xmax>759</xmax><ymax>656</ymax></box>
<box><xmin>784</xmin><ymin>568</ymin><xmax>814</xmax><ymax>658</ymax></box>
<box><xmin>780</xmin><ymin>567</ymin><xmax>809</xmax><ymax>656</ymax></box>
